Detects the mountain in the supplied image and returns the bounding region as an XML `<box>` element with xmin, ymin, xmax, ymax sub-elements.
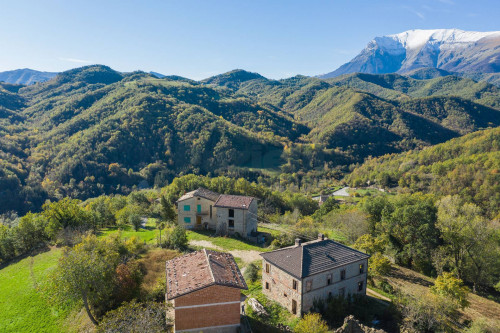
<box><xmin>346</xmin><ymin>127</ymin><xmax>500</xmax><ymax>218</ymax></box>
<box><xmin>0</xmin><ymin>68</ymin><xmax>58</xmax><ymax>85</ymax></box>
<box><xmin>321</xmin><ymin>29</ymin><xmax>500</xmax><ymax>78</ymax></box>
<box><xmin>1</xmin><ymin>65</ymin><xmax>500</xmax><ymax>215</ymax></box>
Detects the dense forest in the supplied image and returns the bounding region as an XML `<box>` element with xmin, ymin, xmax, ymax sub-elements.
<box><xmin>1</xmin><ymin>65</ymin><xmax>500</xmax><ymax>215</ymax></box>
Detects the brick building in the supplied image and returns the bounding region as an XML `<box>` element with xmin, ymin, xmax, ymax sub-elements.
<box><xmin>176</xmin><ymin>188</ymin><xmax>258</xmax><ymax>239</ymax></box>
<box><xmin>260</xmin><ymin>235</ymin><xmax>370</xmax><ymax>316</ymax></box>
<box><xmin>166</xmin><ymin>249</ymin><xmax>248</xmax><ymax>332</ymax></box>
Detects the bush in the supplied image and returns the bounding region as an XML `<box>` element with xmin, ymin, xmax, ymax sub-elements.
<box><xmin>244</xmin><ymin>263</ymin><xmax>259</xmax><ymax>282</ymax></box>
<box><xmin>97</xmin><ymin>301</ymin><xmax>170</xmax><ymax>333</ymax></box>
<box><xmin>379</xmin><ymin>279</ymin><xmax>394</xmax><ymax>294</ymax></box>
<box><xmin>164</xmin><ymin>225</ymin><xmax>188</xmax><ymax>250</ymax></box>
<box><xmin>431</xmin><ymin>272</ymin><xmax>469</xmax><ymax>309</ymax></box>
<box><xmin>294</xmin><ymin>313</ymin><xmax>328</xmax><ymax>333</ymax></box>
<box><xmin>369</xmin><ymin>252</ymin><xmax>392</xmax><ymax>277</ymax></box>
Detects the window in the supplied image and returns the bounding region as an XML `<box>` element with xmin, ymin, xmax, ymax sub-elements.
<box><xmin>339</xmin><ymin>287</ymin><xmax>345</xmax><ymax>297</ymax></box>
<box><xmin>340</xmin><ymin>269</ymin><xmax>346</xmax><ymax>280</ymax></box>
<box><xmin>306</xmin><ymin>280</ymin><xmax>312</xmax><ymax>292</ymax></box>
<box><xmin>229</xmin><ymin>209</ymin><xmax>234</xmax><ymax>218</ymax></box>
<box><xmin>284</xmin><ymin>293</ymin><xmax>287</xmax><ymax>297</ymax></box>
<box><xmin>197</xmin><ymin>204</ymin><xmax>201</xmax><ymax>213</ymax></box>
<box><xmin>228</xmin><ymin>219</ymin><xmax>234</xmax><ymax>228</ymax></box>
<box><xmin>265</xmin><ymin>282</ymin><xmax>270</xmax><ymax>290</ymax></box>
<box><xmin>359</xmin><ymin>264</ymin><xmax>364</xmax><ymax>274</ymax></box>
<box><xmin>184</xmin><ymin>217</ymin><xmax>191</xmax><ymax>223</ymax></box>
<box><xmin>210</xmin><ymin>205</ymin><xmax>212</xmax><ymax>218</ymax></box>
<box><xmin>358</xmin><ymin>281</ymin><xmax>364</xmax><ymax>291</ymax></box>
<box><xmin>183</xmin><ymin>205</ymin><xmax>190</xmax><ymax>211</ymax></box>
<box><xmin>327</xmin><ymin>274</ymin><xmax>332</xmax><ymax>285</ymax></box>
<box><xmin>292</xmin><ymin>279</ymin><xmax>297</xmax><ymax>291</ymax></box>
<box><xmin>265</xmin><ymin>263</ymin><xmax>270</xmax><ymax>274</ymax></box>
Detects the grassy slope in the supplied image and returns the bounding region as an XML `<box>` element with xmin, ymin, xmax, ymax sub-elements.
<box><xmin>0</xmin><ymin>249</ymin><xmax>72</xmax><ymax>333</ymax></box>
<box><xmin>383</xmin><ymin>265</ymin><xmax>500</xmax><ymax>328</ymax></box>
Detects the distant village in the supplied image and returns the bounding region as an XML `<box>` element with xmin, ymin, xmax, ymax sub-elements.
<box><xmin>167</xmin><ymin>188</ymin><xmax>370</xmax><ymax>332</ymax></box>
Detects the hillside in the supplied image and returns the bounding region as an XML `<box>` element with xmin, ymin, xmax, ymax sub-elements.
<box><xmin>1</xmin><ymin>65</ymin><xmax>500</xmax><ymax>215</ymax></box>
<box><xmin>0</xmin><ymin>69</ymin><xmax>58</xmax><ymax>85</ymax></box>
<box><xmin>346</xmin><ymin>127</ymin><xmax>500</xmax><ymax>218</ymax></box>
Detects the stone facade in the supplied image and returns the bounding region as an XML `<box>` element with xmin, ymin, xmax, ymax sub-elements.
<box><xmin>261</xmin><ymin>259</ymin><xmax>303</xmax><ymax>315</ymax></box>
<box><xmin>173</xmin><ymin>285</ymin><xmax>242</xmax><ymax>332</ymax></box>
<box><xmin>301</xmin><ymin>258</ymin><xmax>368</xmax><ymax>312</ymax></box>
<box><xmin>177</xmin><ymin>196</ymin><xmax>217</xmax><ymax>230</ymax></box>
<box><xmin>262</xmin><ymin>258</ymin><xmax>368</xmax><ymax>316</ymax></box>
<box><xmin>216</xmin><ymin>199</ymin><xmax>258</xmax><ymax>238</ymax></box>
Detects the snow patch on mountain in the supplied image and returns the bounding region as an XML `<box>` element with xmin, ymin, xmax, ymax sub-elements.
<box><xmin>373</xmin><ymin>29</ymin><xmax>500</xmax><ymax>53</ymax></box>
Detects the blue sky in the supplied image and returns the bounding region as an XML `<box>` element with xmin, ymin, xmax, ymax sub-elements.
<box><xmin>0</xmin><ymin>0</ymin><xmax>498</xmax><ymax>79</ymax></box>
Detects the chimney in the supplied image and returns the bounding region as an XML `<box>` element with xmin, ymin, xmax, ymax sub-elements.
<box><xmin>295</xmin><ymin>238</ymin><xmax>302</xmax><ymax>247</ymax></box>
<box><xmin>318</xmin><ymin>233</ymin><xmax>325</xmax><ymax>241</ymax></box>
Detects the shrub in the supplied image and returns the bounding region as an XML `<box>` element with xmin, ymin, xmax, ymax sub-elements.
<box><xmin>294</xmin><ymin>313</ymin><xmax>329</xmax><ymax>333</ymax></box>
<box><xmin>164</xmin><ymin>225</ymin><xmax>188</xmax><ymax>250</ymax></box>
<box><xmin>244</xmin><ymin>263</ymin><xmax>259</xmax><ymax>282</ymax></box>
<box><xmin>369</xmin><ymin>252</ymin><xmax>392</xmax><ymax>277</ymax></box>
<box><xmin>97</xmin><ymin>301</ymin><xmax>170</xmax><ymax>333</ymax></box>
<box><xmin>431</xmin><ymin>272</ymin><xmax>469</xmax><ymax>309</ymax></box>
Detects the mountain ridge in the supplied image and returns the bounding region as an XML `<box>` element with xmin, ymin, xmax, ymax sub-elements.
<box><xmin>321</xmin><ymin>29</ymin><xmax>500</xmax><ymax>78</ymax></box>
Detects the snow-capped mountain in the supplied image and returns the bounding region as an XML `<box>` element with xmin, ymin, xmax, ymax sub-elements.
<box><xmin>321</xmin><ymin>29</ymin><xmax>500</xmax><ymax>78</ymax></box>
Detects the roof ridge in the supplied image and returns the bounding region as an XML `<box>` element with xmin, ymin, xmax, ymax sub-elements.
<box><xmin>204</xmin><ymin>249</ymin><xmax>216</xmax><ymax>284</ymax></box>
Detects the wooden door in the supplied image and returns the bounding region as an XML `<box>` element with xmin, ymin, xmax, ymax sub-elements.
<box><xmin>196</xmin><ymin>216</ymin><xmax>202</xmax><ymax>225</ymax></box>
<box><xmin>292</xmin><ymin>299</ymin><xmax>297</xmax><ymax>315</ymax></box>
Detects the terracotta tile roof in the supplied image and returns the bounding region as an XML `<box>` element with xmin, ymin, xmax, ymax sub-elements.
<box><xmin>166</xmin><ymin>249</ymin><xmax>247</xmax><ymax>300</ymax></box>
<box><xmin>214</xmin><ymin>194</ymin><xmax>254</xmax><ymax>209</ymax></box>
<box><xmin>177</xmin><ymin>188</ymin><xmax>220</xmax><ymax>202</ymax></box>
<box><xmin>260</xmin><ymin>239</ymin><xmax>370</xmax><ymax>279</ymax></box>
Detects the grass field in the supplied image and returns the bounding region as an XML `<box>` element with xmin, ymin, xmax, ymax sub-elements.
<box><xmin>186</xmin><ymin>229</ymin><xmax>270</xmax><ymax>252</ymax></box>
<box><xmin>0</xmin><ymin>248</ymin><xmax>74</xmax><ymax>333</ymax></box>
<box><xmin>98</xmin><ymin>223</ymin><xmax>158</xmax><ymax>244</ymax></box>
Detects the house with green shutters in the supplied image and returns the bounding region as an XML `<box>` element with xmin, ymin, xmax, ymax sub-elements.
<box><xmin>176</xmin><ymin>188</ymin><xmax>258</xmax><ymax>239</ymax></box>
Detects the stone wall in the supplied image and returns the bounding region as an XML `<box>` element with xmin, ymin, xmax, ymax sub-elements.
<box><xmin>216</xmin><ymin>200</ymin><xmax>257</xmax><ymax>238</ymax></box>
<box><xmin>261</xmin><ymin>259</ymin><xmax>303</xmax><ymax>316</ymax></box>
<box><xmin>301</xmin><ymin>258</ymin><xmax>368</xmax><ymax>311</ymax></box>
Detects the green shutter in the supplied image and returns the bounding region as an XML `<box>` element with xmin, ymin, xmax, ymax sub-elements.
<box><xmin>183</xmin><ymin>205</ymin><xmax>190</xmax><ymax>211</ymax></box>
<box><xmin>184</xmin><ymin>217</ymin><xmax>191</xmax><ymax>223</ymax></box>
<box><xmin>197</xmin><ymin>204</ymin><xmax>201</xmax><ymax>213</ymax></box>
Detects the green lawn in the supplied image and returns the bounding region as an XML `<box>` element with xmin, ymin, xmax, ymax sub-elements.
<box><xmin>0</xmin><ymin>249</ymin><xmax>73</xmax><ymax>333</ymax></box>
<box><xmin>98</xmin><ymin>224</ymin><xmax>158</xmax><ymax>244</ymax></box>
<box><xmin>186</xmin><ymin>230</ymin><xmax>270</xmax><ymax>252</ymax></box>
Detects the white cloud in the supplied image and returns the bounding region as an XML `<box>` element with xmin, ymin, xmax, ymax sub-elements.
<box><xmin>58</xmin><ymin>57</ymin><xmax>92</xmax><ymax>64</ymax></box>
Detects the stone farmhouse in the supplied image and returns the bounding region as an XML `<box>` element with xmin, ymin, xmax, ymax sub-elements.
<box><xmin>176</xmin><ymin>188</ymin><xmax>258</xmax><ymax>238</ymax></box>
<box><xmin>260</xmin><ymin>235</ymin><xmax>370</xmax><ymax>316</ymax></box>
<box><xmin>165</xmin><ymin>249</ymin><xmax>248</xmax><ymax>333</ymax></box>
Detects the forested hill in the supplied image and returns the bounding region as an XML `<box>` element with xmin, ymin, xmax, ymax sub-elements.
<box><xmin>1</xmin><ymin>65</ymin><xmax>500</xmax><ymax>214</ymax></box>
<box><xmin>346</xmin><ymin>127</ymin><xmax>500</xmax><ymax>218</ymax></box>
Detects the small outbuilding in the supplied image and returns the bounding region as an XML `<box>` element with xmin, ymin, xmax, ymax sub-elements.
<box><xmin>166</xmin><ymin>249</ymin><xmax>248</xmax><ymax>332</ymax></box>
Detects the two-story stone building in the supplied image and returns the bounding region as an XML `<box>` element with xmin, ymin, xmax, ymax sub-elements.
<box><xmin>166</xmin><ymin>249</ymin><xmax>248</xmax><ymax>332</ymax></box>
<box><xmin>176</xmin><ymin>188</ymin><xmax>258</xmax><ymax>239</ymax></box>
<box><xmin>260</xmin><ymin>235</ymin><xmax>370</xmax><ymax>316</ymax></box>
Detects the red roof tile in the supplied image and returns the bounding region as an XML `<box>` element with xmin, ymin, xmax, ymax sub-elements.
<box><xmin>166</xmin><ymin>249</ymin><xmax>247</xmax><ymax>300</ymax></box>
<box><xmin>214</xmin><ymin>194</ymin><xmax>254</xmax><ymax>209</ymax></box>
